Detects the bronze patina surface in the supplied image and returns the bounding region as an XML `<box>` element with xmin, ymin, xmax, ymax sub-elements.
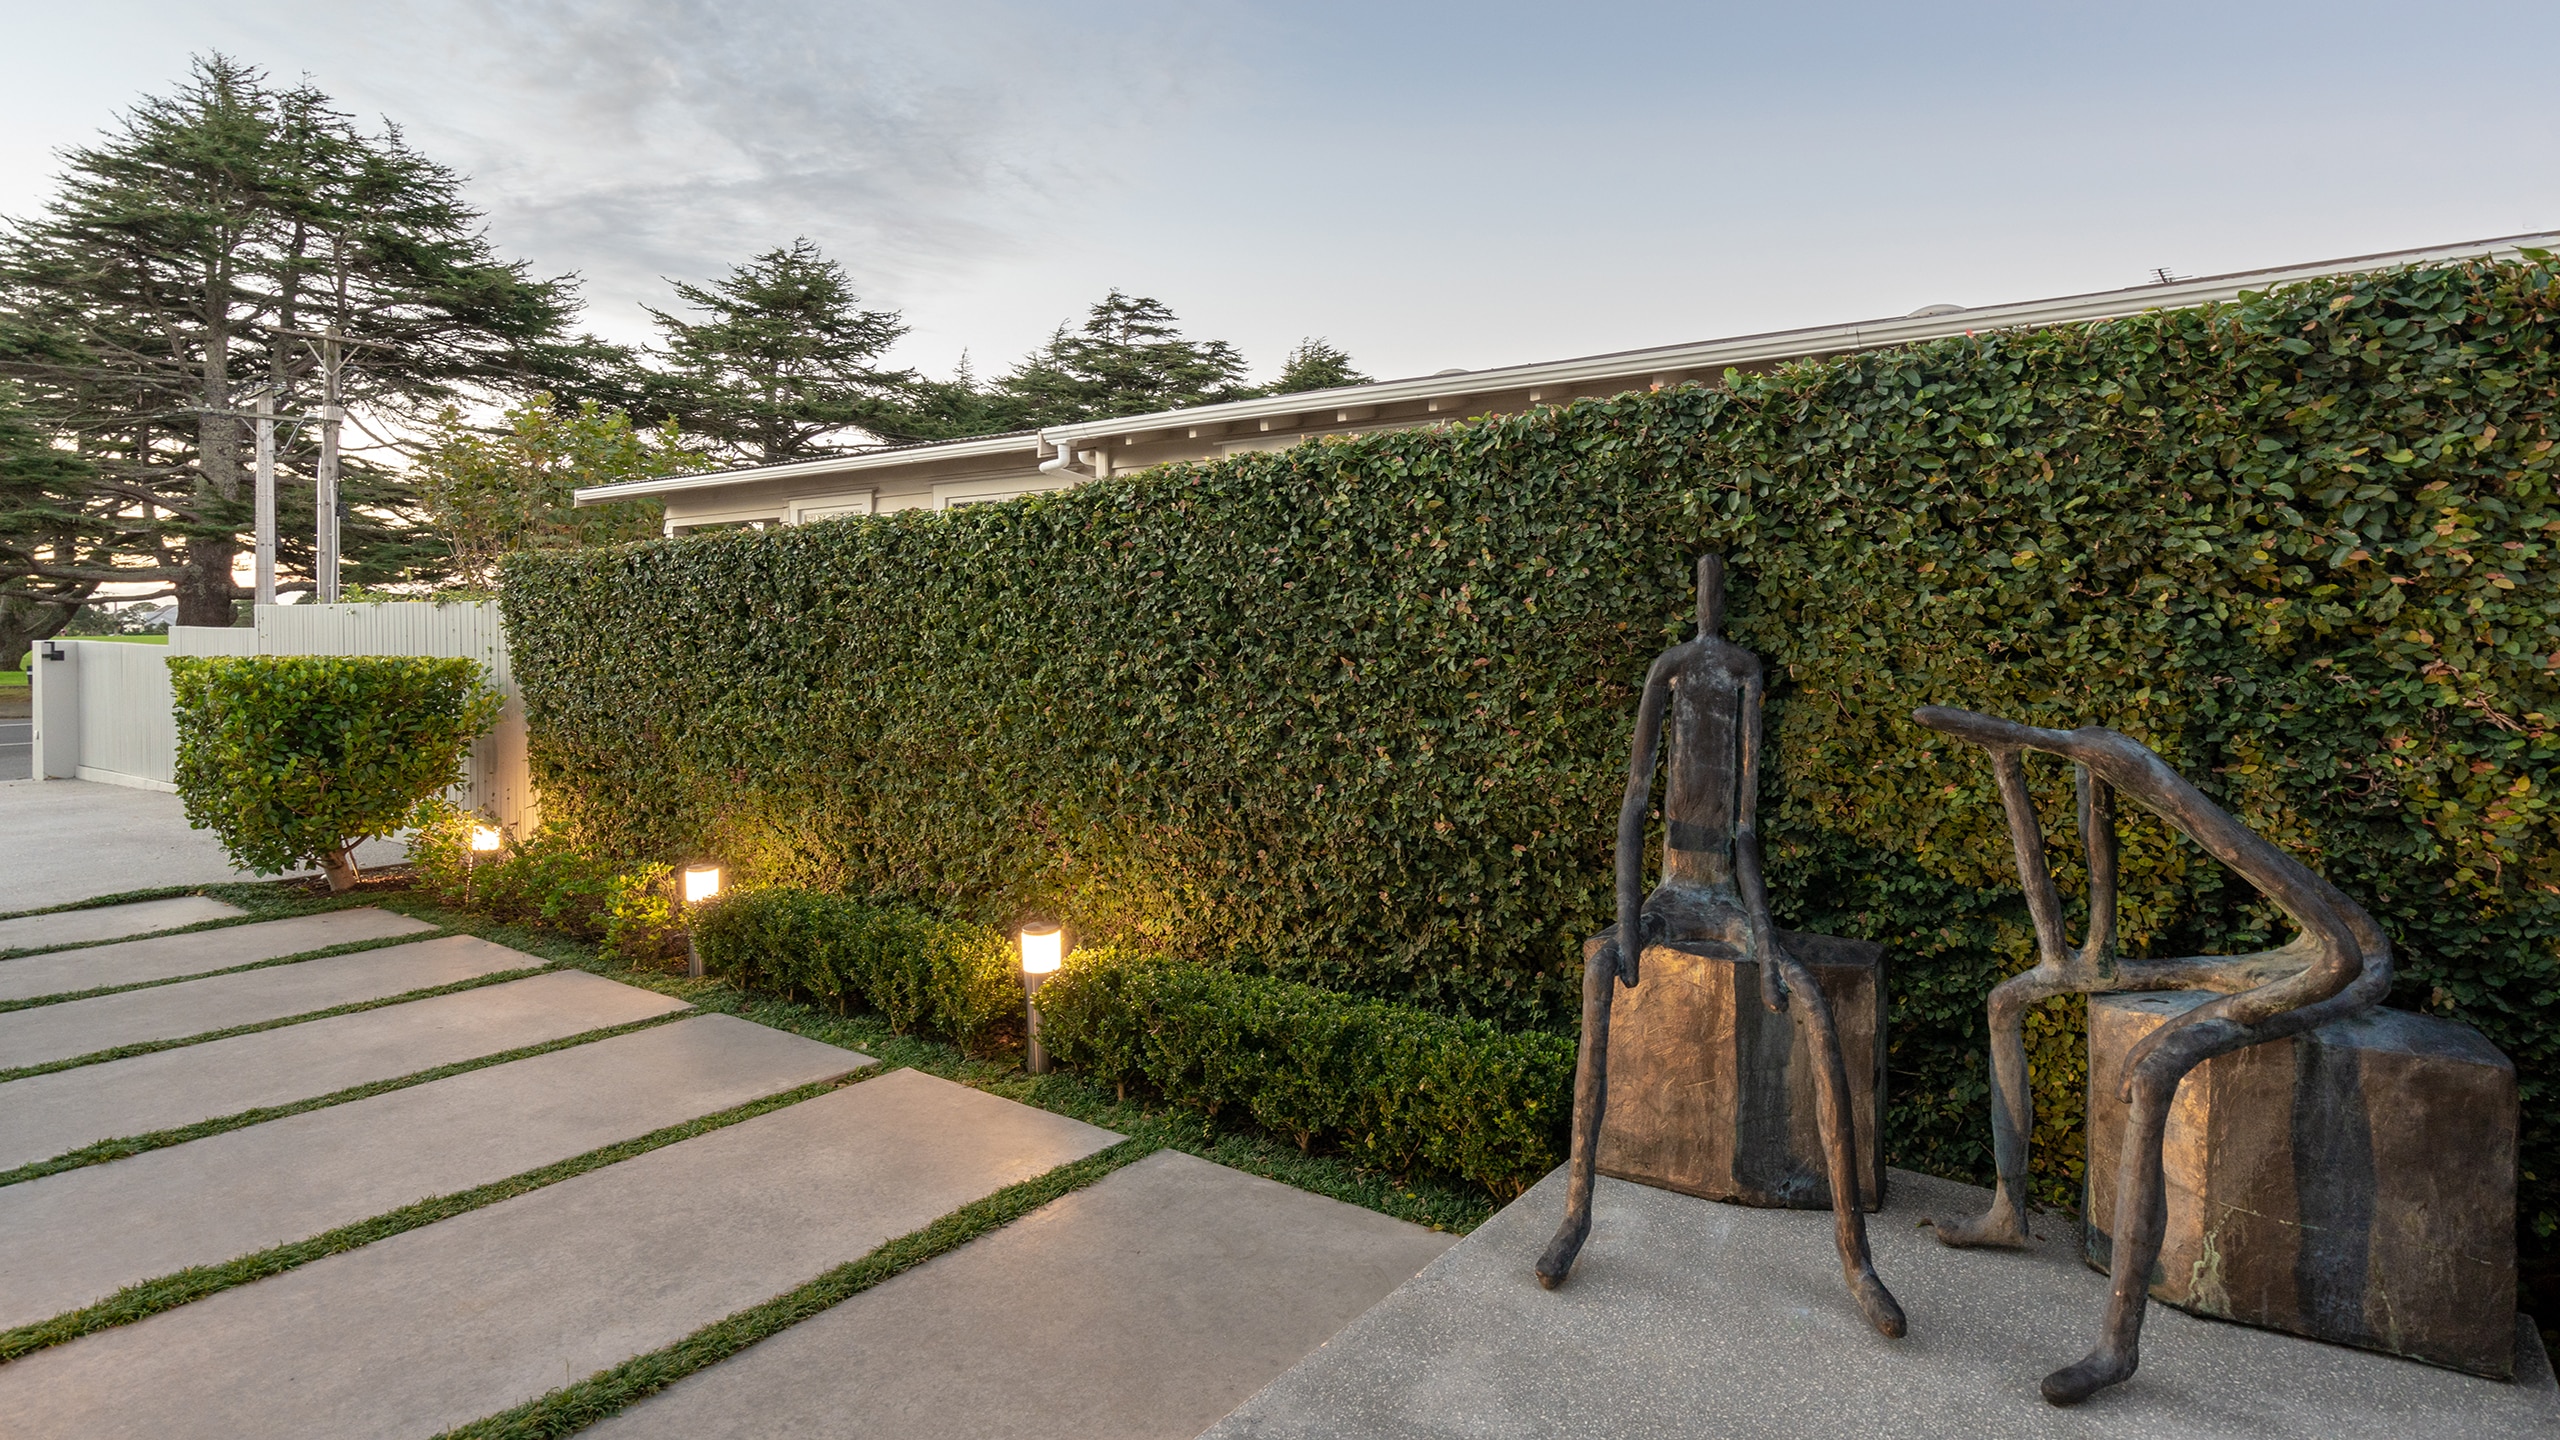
<box><xmin>1594</xmin><ymin>931</ymin><xmax>1885</xmax><ymax>1211</ymax></box>
<box><xmin>2085</xmin><ymin>991</ymin><xmax>2519</xmax><ymax>1378</ymax></box>
<box><xmin>1913</xmin><ymin>705</ymin><xmax>2398</xmax><ymax>1406</ymax></box>
<box><xmin>1535</xmin><ymin>556</ymin><xmax>1904</xmax><ymax>1341</ymax></box>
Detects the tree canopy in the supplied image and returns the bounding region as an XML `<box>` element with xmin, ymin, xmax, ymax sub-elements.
<box><xmin>637</xmin><ymin>237</ymin><xmax>919</xmax><ymax>464</ymax></box>
<box><xmin>412</xmin><ymin>393</ymin><xmax>680</xmax><ymax>589</ymax></box>
<box><xmin>0</xmin><ymin>54</ymin><xmax>578</xmax><ymax>629</ymax></box>
<box><xmin>992</xmin><ymin>291</ymin><xmax>1259</xmax><ymax>427</ymax></box>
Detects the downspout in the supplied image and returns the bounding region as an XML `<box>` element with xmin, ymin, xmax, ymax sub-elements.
<box><xmin>1037</xmin><ymin>433</ymin><xmax>1097</xmax><ymax>479</ymax></box>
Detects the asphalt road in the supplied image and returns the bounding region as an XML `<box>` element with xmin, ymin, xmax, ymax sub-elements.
<box><xmin>0</xmin><ymin>719</ymin><xmax>29</xmax><ymax>782</ymax></box>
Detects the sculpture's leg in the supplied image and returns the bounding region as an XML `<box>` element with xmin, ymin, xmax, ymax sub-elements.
<box><xmin>2040</xmin><ymin>1049</ymin><xmax>2183</xmax><ymax>1405</ymax></box>
<box><xmin>1536</xmin><ymin>932</ymin><xmax>1620</xmax><ymax>1288</ymax></box>
<box><xmin>1928</xmin><ymin>966</ymin><xmax>2067</xmax><ymax>1248</ymax></box>
<box><xmin>1779</xmin><ymin>952</ymin><xmax>1906</xmax><ymax>1337</ymax></box>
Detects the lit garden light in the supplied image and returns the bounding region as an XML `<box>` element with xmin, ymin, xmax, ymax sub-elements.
<box><xmin>469</xmin><ymin>824</ymin><xmax>504</xmax><ymax>854</ymax></box>
<box><xmin>1018</xmin><ymin>922</ymin><xmax>1068</xmax><ymax>1075</ymax></box>
<box><xmin>682</xmin><ymin>864</ymin><xmax>723</xmax><ymax>977</ymax></box>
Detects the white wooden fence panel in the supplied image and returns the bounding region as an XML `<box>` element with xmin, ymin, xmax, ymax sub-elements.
<box><xmin>69</xmin><ymin>642</ymin><xmax>178</xmax><ymax>791</ymax></box>
<box><xmin>44</xmin><ymin>604</ymin><xmax>534</xmax><ymax>831</ymax></box>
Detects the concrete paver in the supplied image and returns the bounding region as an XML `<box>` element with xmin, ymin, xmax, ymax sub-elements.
<box><xmin>0</xmin><ymin>1068</ymin><xmax>1119</xmax><ymax>1440</ymax></box>
<box><xmin>0</xmin><ymin>907</ymin><xmax>433</xmax><ymax>1002</ymax></box>
<box><xmin>0</xmin><ymin>895</ymin><xmax>244</xmax><ymax>952</ymax></box>
<box><xmin>0</xmin><ymin>1014</ymin><xmax>873</xmax><ymax>1329</ymax></box>
<box><xmin>1200</xmin><ymin>1166</ymin><xmax>2560</xmax><ymax>1440</ymax></box>
<box><xmin>0</xmin><ymin>779</ymin><xmax>404</xmax><ymax>910</ymax></box>
<box><xmin>591</xmin><ymin>1148</ymin><xmax>1457</xmax><ymax>1440</ymax></box>
<box><xmin>0</xmin><ymin>934</ymin><xmax>546</xmax><ymax>1071</ymax></box>
<box><xmin>0</xmin><ymin>969</ymin><xmax>686</xmax><ymax>1168</ymax></box>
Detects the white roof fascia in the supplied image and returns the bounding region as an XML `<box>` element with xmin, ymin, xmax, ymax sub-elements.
<box><xmin>1037</xmin><ymin>230</ymin><xmax>2560</xmax><ymax>451</ymax></box>
<box><xmin>573</xmin><ymin>431</ymin><xmax>1039</xmax><ymax>506</ymax></box>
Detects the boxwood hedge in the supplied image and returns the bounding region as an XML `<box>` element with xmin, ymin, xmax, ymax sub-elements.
<box><xmin>505</xmin><ymin>255</ymin><xmax>2560</xmax><ymax>1271</ymax></box>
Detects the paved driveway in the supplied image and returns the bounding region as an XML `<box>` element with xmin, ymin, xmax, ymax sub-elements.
<box><xmin>0</xmin><ymin>779</ymin><xmax>404</xmax><ymax>911</ymax></box>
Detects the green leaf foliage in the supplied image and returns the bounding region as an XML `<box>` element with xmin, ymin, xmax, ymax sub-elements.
<box><xmin>503</xmin><ymin>255</ymin><xmax>2560</xmax><ymax>1244</ymax></box>
<box><xmin>689</xmin><ymin>888</ymin><xmax>1020</xmax><ymax>1053</ymax></box>
<box><xmin>169</xmin><ymin>655</ymin><xmax>499</xmax><ymax>876</ymax></box>
<box><xmin>407</xmin><ymin>798</ymin><xmax>678</xmax><ymax>965</ymax></box>
<box><xmin>1033</xmin><ymin>944</ymin><xmax>1573</xmax><ymax>1196</ymax></box>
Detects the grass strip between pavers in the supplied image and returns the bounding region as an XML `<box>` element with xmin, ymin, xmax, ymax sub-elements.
<box><xmin>0</xmin><ymin>881</ymin><xmax>385</xmax><ymax>941</ymax></box>
<box><xmin>430</xmin><ymin>1137</ymin><xmax>1160</xmax><ymax>1440</ymax></box>
<box><xmin>0</xmin><ymin>962</ymin><xmax>550</xmax><ymax>1085</ymax></box>
<box><xmin>0</xmin><ymin>928</ymin><xmax>470</xmax><ymax>1014</ymax></box>
<box><xmin>0</xmin><ymin>1009</ymin><xmax>692</xmax><ymax>1188</ymax></box>
<box><xmin>0</xmin><ymin>1071</ymin><xmax>874</xmax><ymax>1364</ymax></box>
<box><xmin>0</xmin><ymin>899</ymin><xmax>391</xmax><ymax>964</ymax></box>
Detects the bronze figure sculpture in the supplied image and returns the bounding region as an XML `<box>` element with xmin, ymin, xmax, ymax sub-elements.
<box><xmin>1536</xmin><ymin>556</ymin><xmax>1906</xmax><ymax>1341</ymax></box>
<box><xmin>1912</xmin><ymin>706</ymin><xmax>2391</xmax><ymax>1406</ymax></box>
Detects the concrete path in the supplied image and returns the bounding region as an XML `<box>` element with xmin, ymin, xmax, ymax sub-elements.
<box><xmin>0</xmin><ymin>1014</ymin><xmax>872</xmax><ymax>1329</ymax></box>
<box><xmin>1203</xmin><ymin>1167</ymin><xmax>2560</xmax><ymax>1440</ymax></box>
<box><xmin>0</xmin><ymin>935</ymin><xmax>540</xmax><ymax>1071</ymax></box>
<box><xmin>0</xmin><ymin>716</ymin><xmax>27</xmax><ymax>783</ymax></box>
<box><xmin>0</xmin><ymin>779</ymin><xmax>405</xmax><ymax>910</ymax></box>
<box><xmin>0</xmin><ymin>1069</ymin><xmax>1118</xmax><ymax>1440</ymax></box>
<box><xmin>0</xmin><ymin>907</ymin><xmax>432</xmax><ymax>1002</ymax></box>
<box><xmin>0</xmin><ymin>969</ymin><xmax>685</xmax><ymax>1168</ymax></box>
<box><xmin>592</xmin><ymin>1149</ymin><xmax>1457</xmax><ymax>1440</ymax></box>
<box><xmin>0</xmin><ymin>895</ymin><xmax>243</xmax><ymax>952</ymax></box>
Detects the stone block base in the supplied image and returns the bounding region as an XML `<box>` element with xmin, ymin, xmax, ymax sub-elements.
<box><xmin>1594</xmin><ymin>929</ymin><xmax>1884</xmax><ymax>1210</ymax></box>
<box><xmin>2087</xmin><ymin>993</ymin><xmax>2518</xmax><ymax>1377</ymax></box>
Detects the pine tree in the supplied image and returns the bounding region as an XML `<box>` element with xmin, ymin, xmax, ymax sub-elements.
<box><xmin>995</xmin><ymin>291</ymin><xmax>1257</xmax><ymax>426</ymax></box>
<box><xmin>0</xmin><ymin>380</ymin><xmax>104</xmax><ymax>667</ymax></box>
<box><xmin>0</xmin><ymin>55</ymin><xmax>578</xmax><ymax>625</ymax></box>
<box><xmin>1270</xmin><ymin>337</ymin><xmax>1372</xmax><ymax>393</ymax></box>
<box><xmin>638</xmin><ymin>238</ymin><xmax>916</xmax><ymax>463</ymax></box>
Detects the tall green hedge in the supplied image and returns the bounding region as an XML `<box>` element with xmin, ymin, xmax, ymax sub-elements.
<box><xmin>506</xmin><ymin>255</ymin><xmax>2560</xmax><ymax>1255</ymax></box>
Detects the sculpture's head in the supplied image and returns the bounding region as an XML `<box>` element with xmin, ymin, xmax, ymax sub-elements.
<box><xmin>1696</xmin><ymin>554</ymin><xmax>1725</xmax><ymax>640</ymax></box>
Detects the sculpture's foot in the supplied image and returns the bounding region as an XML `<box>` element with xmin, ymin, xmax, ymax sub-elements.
<box><xmin>2039</xmin><ymin>1345</ymin><xmax>2137</xmax><ymax>1407</ymax></box>
<box><xmin>1849</xmin><ymin>1266</ymin><xmax>1906</xmax><ymax>1338</ymax></box>
<box><xmin>1923</xmin><ymin>1204</ymin><xmax>2030</xmax><ymax>1250</ymax></box>
<box><xmin>1534</xmin><ymin>1215</ymin><xmax>1590</xmax><ymax>1290</ymax></box>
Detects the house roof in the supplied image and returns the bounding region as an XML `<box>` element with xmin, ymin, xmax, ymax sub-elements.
<box><xmin>575</xmin><ymin>228</ymin><xmax>2560</xmax><ymax>508</ymax></box>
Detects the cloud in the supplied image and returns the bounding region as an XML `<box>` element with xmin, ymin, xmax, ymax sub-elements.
<box><xmin>253</xmin><ymin>0</ymin><xmax>1243</xmax><ymax>343</ymax></box>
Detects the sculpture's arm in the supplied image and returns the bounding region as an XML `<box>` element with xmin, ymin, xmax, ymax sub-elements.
<box><xmin>1736</xmin><ymin>665</ymin><xmax>1788</xmax><ymax>1012</ymax></box>
<box><xmin>1614</xmin><ymin>653</ymin><xmax>1676</xmax><ymax>986</ymax></box>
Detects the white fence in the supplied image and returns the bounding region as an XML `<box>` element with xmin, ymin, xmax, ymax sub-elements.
<box><xmin>30</xmin><ymin>602</ymin><xmax>534</xmax><ymax>830</ymax></box>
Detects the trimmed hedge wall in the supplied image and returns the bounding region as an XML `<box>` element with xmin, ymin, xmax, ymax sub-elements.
<box><xmin>506</xmin><ymin>256</ymin><xmax>2560</xmax><ymax>1254</ymax></box>
<box><xmin>685</xmin><ymin>887</ymin><xmax>1574</xmax><ymax>1194</ymax></box>
<box><xmin>1033</xmin><ymin>944</ymin><xmax>1573</xmax><ymax>1195</ymax></box>
<box><xmin>690</xmin><ymin>888</ymin><xmax>1021</xmax><ymax>1053</ymax></box>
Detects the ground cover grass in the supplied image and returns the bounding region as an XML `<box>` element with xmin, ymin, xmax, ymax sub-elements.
<box><xmin>0</xmin><ymin>1071</ymin><xmax>857</xmax><ymax>1363</ymax></box>
<box><xmin>431</xmin><ymin>1139</ymin><xmax>1158</xmax><ymax>1440</ymax></box>
<box><xmin>0</xmin><ymin>1010</ymin><xmax>688</xmax><ymax>1189</ymax></box>
<box><xmin>0</xmin><ymin>874</ymin><xmax>1488</xmax><ymax>1381</ymax></box>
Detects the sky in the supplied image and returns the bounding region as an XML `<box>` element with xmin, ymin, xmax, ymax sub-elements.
<box><xmin>5</xmin><ymin>0</ymin><xmax>2558</xmax><ymax>387</ymax></box>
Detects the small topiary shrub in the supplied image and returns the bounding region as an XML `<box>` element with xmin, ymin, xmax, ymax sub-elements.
<box><xmin>690</xmin><ymin>887</ymin><xmax>1020</xmax><ymax>1052</ymax></box>
<box><xmin>1034</xmin><ymin>947</ymin><xmax>1574</xmax><ymax>1196</ymax></box>
<box><xmin>407</xmin><ymin>799</ymin><xmax>681</xmax><ymax>964</ymax></box>
<box><xmin>169</xmin><ymin>655</ymin><xmax>499</xmax><ymax>891</ymax></box>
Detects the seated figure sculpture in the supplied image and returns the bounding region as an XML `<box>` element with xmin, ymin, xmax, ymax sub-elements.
<box><xmin>1911</xmin><ymin>706</ymin><xmax>2391</xmax><ymax>1406</ymax></box>
<box><xmin>1536</xmin><ymin>556</ymin><xmax>1906</xmax><ymax>1340</ymax></box>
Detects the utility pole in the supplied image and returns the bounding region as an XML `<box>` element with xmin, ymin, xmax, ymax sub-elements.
<box><xmin>315</xmin><ymin>331</ymin><xmax>342</xmax><ymax>604</ymax></box>
<box><xmin>253</xmin><ymin>388</ymin><xmax>278</xmax><ymax>606</ymax></box>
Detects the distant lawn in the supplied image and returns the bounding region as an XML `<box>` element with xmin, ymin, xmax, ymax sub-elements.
<box><xmin>9</xmin><ymin>634</ymin><xmax>167</xmax><ymax>689</ymax></box>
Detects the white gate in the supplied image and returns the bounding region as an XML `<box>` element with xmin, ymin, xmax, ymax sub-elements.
<box><xmin>30</xmin><ymin>602</ymin><xmax>534</xmax><ymax>830</ymax></box>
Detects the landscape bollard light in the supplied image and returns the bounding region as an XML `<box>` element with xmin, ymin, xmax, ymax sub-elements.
<box><xmin>1019</xmin><ymin>922</ymin><xmax>1067</xmax><ymax>1075</ymax></box>
<box><xmin>469</xmin><ymin>824</ymin><xmax>504</xmax><ymax>854</ymax></box>
<box><xmin>682</xmin><ymin>864</ymin><xmax>722</xmax><ymax>978</ymax></box>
